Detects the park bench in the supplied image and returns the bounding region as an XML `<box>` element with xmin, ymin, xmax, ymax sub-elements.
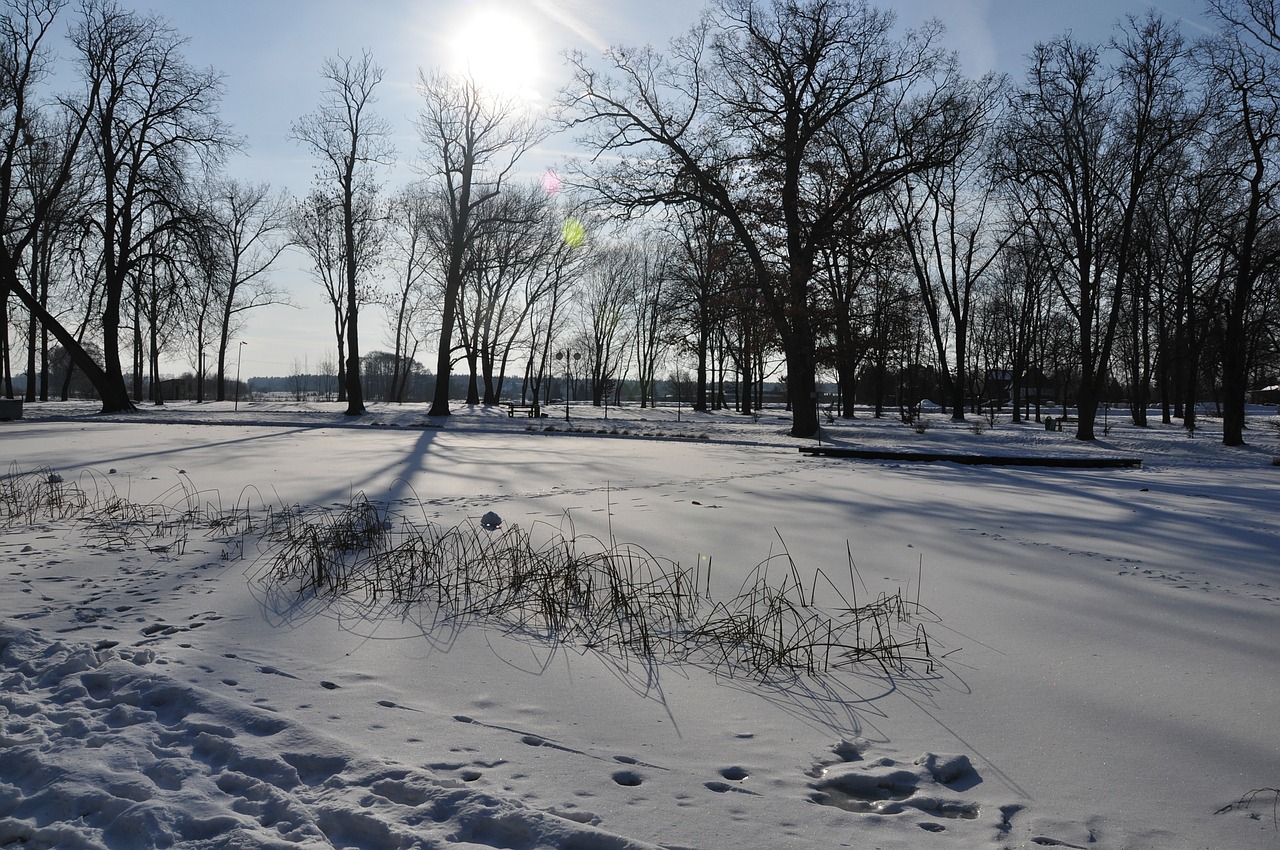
<box><xmin>1044</xmin><ymin>415</ymin><xmax>1077</xmax><ymax>432</ymax></box>
<box><xmin>506</xmin><ymin>402</ymin><xmax>540</xmax><ymax>418</ymax></box>
<box><xmin>0</xmin><ymin>399</ymin><xmax>22</xmax><ymax>420</ymax></box>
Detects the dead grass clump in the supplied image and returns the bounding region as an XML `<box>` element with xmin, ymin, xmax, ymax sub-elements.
<box><xmin>255</xmin><ymin>496</ymin><xmax>935</xmax><ymax>679</ymax></box>
<box><xmin>1</xmin><ymin>464</ymin><xmax>262</xmax><ymax>556</ymax></box>
<box><xmin>1</xmin><ymin>463</ymin><xmax>93</xmax><ymax>525</ymax></box>
<box><xmin>3</xmin><ymin>465</ymin><xmax>936</xmax><ymax>680</ymax></box>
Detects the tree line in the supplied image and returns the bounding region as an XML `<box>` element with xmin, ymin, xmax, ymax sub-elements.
<box><xmin>3</xmin><ymin>0</ymin><xmax>1279</xmax><ymax>445</ymax></box>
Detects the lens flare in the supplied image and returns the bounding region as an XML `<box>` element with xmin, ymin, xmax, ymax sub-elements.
<box><xmin>561</xmin><ymin>217</ymin><xmax>586</xmax><ymax>248</ymax></box>
<box><xmin>541</xmin><ymin>168</ymin><xmax>562</xmax><ymax>196</ymax></box>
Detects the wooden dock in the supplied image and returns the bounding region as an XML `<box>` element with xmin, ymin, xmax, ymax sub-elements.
<box><xmin>798</xmin><ymin>446</ymin><xmax>1142</xmax><ymax>468</ymax></box>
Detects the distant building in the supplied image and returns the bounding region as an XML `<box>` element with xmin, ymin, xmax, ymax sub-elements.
<box><xmin>983</xmin><ymin>369</ymin><xmax>1055</xmax><ymax>408</ymax></box>
<box><xmin>1252</xmin><ymin>385</ymin><xmax>1280</xmax><ymax>405</ymax></box>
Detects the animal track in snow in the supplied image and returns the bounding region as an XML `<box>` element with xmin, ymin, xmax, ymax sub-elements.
<box><xmin>956</xmin><ymin>526</ymin><xmax>1142</xmax><ymax>566</ymax></box>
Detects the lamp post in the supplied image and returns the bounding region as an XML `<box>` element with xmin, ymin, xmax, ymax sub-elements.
<box><xmin>234</xmin><ymin>341</ymin><xmax>246</xmax><ymax>411</ymax></box>
<box><xmin>556</xmin><ymin>350</ymin><xmax>580</xmax><ymax>421</ymax></box>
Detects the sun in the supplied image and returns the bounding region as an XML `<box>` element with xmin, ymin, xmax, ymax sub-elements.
<box><xmin>450</xmin><ymin>6</ymin><xmax>543</xmax><ymax>102</ymax></box>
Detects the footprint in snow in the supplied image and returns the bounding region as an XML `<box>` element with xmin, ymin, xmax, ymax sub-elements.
<box><xmin>809</xmin><ymin>749</ymin><xmax>981</xmax><ymax>822</ymax></box>
<box><xmin>256</xmin><ymin>665</ymin><xmax>299</xmax><ymax>679</ymax></box>
<box><xmin>376</xmin><ymin>699</ymin><xmax>420</xmax><ymax>712</ymax></box>
<box><xmin>705</xmin><ymin>780</ymin><xmax>760</xmax><ymax>795</ymax></box>
<box><xmin>611</xmin><ymin>769</ymin><xmax>643</xmax><ymax>787</ymax></box>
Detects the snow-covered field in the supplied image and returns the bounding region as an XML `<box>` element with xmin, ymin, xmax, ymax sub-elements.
<box><xmin>2</xmin><ymin>399</ymin><xmax>1277</xmax><ymax>850</ymax></box>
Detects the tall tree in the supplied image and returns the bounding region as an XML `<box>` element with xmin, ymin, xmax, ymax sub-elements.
<box><xmin>291</xmin><ymin>187</ymin><xmax>348</xmax><ymax>400</ymax></box>
<box><xmin>998</xmin><ymin>18</ymin><xmax>1195</xmax><ymax>440</ymax></box>
<box><xmin>893</xmin><ymin>74</ymin><xmax>1009</xmax><ymax>421</ymax></box>
<box><xmin>207</xmin><ymin>177</ymin><xmax>290</xmax><ymax>401</ymax></box>
<box><xmin>382</xmin><ymin>183</ymin><xmax>436</xmax><ymax>404</ymax></box>
<box><xmin>416</xmin><ymin>68</ymin><xmax>543</xmax><ymax>417</ymax></box>
<box><xmin>571</xmin><ymin>242</ymin><xmax>633</xmax><ymax>407</ymax></box>
<box><xmin>816</xmin><ymin>199</ymin><xmax>902</xmax><ymax>418</ymax></box>
<box><xmin>1153</xmin><ymin>148</ymin><xmax>1232</xmax><ymax>428</ymax></box>
<box><xmin>16</xmin><ymin>110</ymin><xmax>86</xmax><ymax>402</ymax></box>
<box><xmin>630</xmin><ymin>237</ymin><xmax>674</xmax><ymax>411</ymax></box>
<box><xmin>522</xmin><ymin>199</ymin><xmax>586</xmax><ymax>411</ymax></box>
<box><xmin>456</xmin><ymin>182</ymin><xmax>559</xmax><ymax>405</ymax></box>
<box><xmin>179</xmin><ymin>192</ymin><xmax>223</xmax><ymax>401</ymax></box>
<box><xmin>561</xmin><ymin>0</ymin><xmax>986</xmax><ymax>437</ymax></box>
<box><xmin>1203</xmin><ymin>0</ymin><xmax>1280</xmax><ymax>445</ymax></box>
<box><xmin>290</xmin><ymin>184</ymin><xmax>382</xmax><ymax>403</ymax></box>
<box><xmin>291</xmin><ymin>50</ymin><xmax>393</xmax><ymax>416</ymax></box>
<box><xmin>668</xmin><ymin>205</ymin><xmax>734</xmax><ymax>411</ymax></box>
<box><xmin>0</xmin><ymin>0</ymin><xmax>124</xmax><ymax>411</ymax></box>
<box><xmin>74</xmin><ymin>0</ymin><xmax>229</xmax><ymax>410</ymax></box>
<box><xmin>135</xmin><ymin>228</ymin><xmax>186</xmax><ymax>404</ymax></box>
<box><xmin>984</xmin><ymin>233</ymin><xmax>1054</xmax><ymax>422</ymax></box>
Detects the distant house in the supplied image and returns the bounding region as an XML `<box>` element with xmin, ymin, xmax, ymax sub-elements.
<box><xmin>983</xmin><ymin>369</ymin><xmax>1055</xmax><ymax>407</ymax></box>
<box><xmin>1252</xmin><ymin>385</ymin><xmax>1280</xmax><ymax>405</ymax></box>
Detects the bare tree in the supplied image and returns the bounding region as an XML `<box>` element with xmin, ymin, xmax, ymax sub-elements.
<box><xmin>577</xmin><ymin>243</ymin><xmax>635</xmax><ymax>406</ymax></box>
<box><xmin>291</xmin><ymin>50</ymin><xmax>393</xmax><ymax>416</ymax></box>
<box><xmin>178</xmin><ymin>194</ymin><xmax>223</xmax><ymax>401</ymax></box>
<box><xmin>291</xmin><ymin>187</ymin><xmax>347</xmax><ymax>400</ymax></box>
<box><xmin>561</xmin><ymin>0</ymin><xmax>987</xmax><ymax>436</ymax></box>
<box><xmin>984</xmin><ymin>233</ymin><xmax>1055</xmax><ymax>422</ymax></box>
<box><xmin>456</xmin><ymin>182</ymin><xmax>561</xmax><ymax>405</ymax></box>
<box><xmin>816</xmin><ymin>198</ymin><xmax>903</xmax><ymax>418</ymax></box>
<box><xmin>381</xmin><ymin>183</ymin><xmax>436</xmax><ymax>403</ymax></box>
<box><xmin>1110</xmin><ymin>15</ymin><xmax>1203</xmax><ymax>428</ymax></box>
<box><xmin>522</xmin><ymin>199</ymin><xmax>587</xmax><ymax>411</ymax></box>
<box><xmin>74</xmin><ymin>0</ymin><xmax>230</xmax><ymax>409</ymax></box>
<box><xmin>893</xmin><ymin>74</ymin><xmax>1009</xmax><ymax>421</ymax></box>
<box><xmin>1202</xmin><ymin>0</ymin><xmax>1280</xmax><ymax>444</ymax></box>
<box><xmin>136</xmin><ymin>228</ymin><xmax>190</xmax><ymax>403</ymax></box>
<box><xmin>290</xmin><ymin>184</ymin><xmax>382</xmax><ymax>403</ymax></box>
<box><xmin>998</xmin><ymin>17</ymin><xmax>1196</xmax><ymax>440</ymax></box>
<box><xmin>16</xmin><ymin>110</ymin><xmax>87</xmax><ymax>402</ymax></box>
<box><xmin>630</xmin><ymin>236</ymin><xmax>675</xmax><ymax>411</ymax></box>
<box><xmin>205</xmin><ymin>178</ymin><xmax>291</xmax><ymax>401</ymax></box>
<box><xmin>667</xmin><ymin>205</ymin><xmax>733</xmax><ymax>411</ymax></box>
<box><xmin>416</xmin><ymin>68</ymin><xmax>544</xmax><ymax>417</ymax></box>
<box><xmin>1148</xmin><ymin>146</ymin><xmax>1234</xmax><ymax>428</ymax></box>
<box><xmin>2</xmin><ymin>0</ymin><xmax>62</xmax><ymax>400</ymax></box>
<box><xmin>0</xmin><ymin>0</ymin><xmax>125</xmax><ymax>411</ymax></box>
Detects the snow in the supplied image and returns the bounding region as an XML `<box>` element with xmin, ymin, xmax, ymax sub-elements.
<box><xmin>2</xmin><ymin>399</ymin><xmax>1278</xmax><ymax>850</ymax></box>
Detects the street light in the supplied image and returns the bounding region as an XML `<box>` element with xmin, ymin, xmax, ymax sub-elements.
<box><xmin>556</xmin><ymin>350</ymin><xmax>580</xmax><ymax>421</ymax></box>
<box><xmin>234</xmin><ymin>341</ymin><xmax>246</xmax><ymax>411</ymax></box>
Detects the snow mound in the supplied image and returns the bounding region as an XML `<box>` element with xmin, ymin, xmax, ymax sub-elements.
<box><xmin>0</xmin><ymin>624</ymin><xmax>658</xmax><ymax>850</ymax></box>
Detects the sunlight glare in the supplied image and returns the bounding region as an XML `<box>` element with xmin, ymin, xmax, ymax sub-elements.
<box><xmin>450</xmin><ymin>6</ymin><xmax>542</xmax><ymax>101</ymax></box>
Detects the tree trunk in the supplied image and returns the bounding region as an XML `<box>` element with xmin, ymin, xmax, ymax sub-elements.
<box><xmin>343</xmin><ymin>192</ymin><xmax>365</xmax><ymax>416</ymax></box>
<box><xmin>5</xmin><ymin>271</ymin><xmax>133</xmax><ymax>412</ymax></box>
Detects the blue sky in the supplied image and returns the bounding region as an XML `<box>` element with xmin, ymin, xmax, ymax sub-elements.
<box><xmin>156</xmin><ymin>0</ymin><xmax>1213</xmax><ymax>188</ymax></box>
<box><xmin>124</xmin><ymin>0</ymin><xmax>1214</xmax><ymax>378</ymax></box>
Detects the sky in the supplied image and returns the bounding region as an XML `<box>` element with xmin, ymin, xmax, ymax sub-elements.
<box><xmin>120</xmin><ymin>0</ymin><xmax>1215</xmax><ymax>380</ymax></box>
